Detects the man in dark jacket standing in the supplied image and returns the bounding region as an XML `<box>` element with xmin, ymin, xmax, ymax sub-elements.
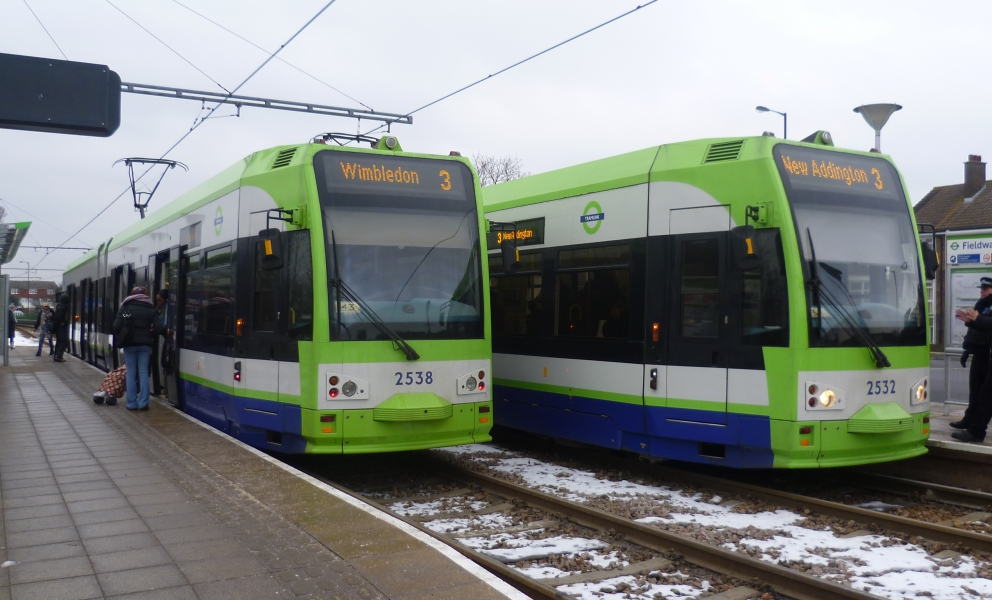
<box><xmin>53</xmin><ymin>294</ymin><xmax>70</xmax><ymax>362</ymax></box>
<box><xmin>113</xmin><ymin>287</ymin><xmax>164</xmax><ymax>411</ymax></box>
<box><xmin>952</xmin><ymin>277</ymin><xmax>992</xmax><ymax>436</ymax></box>
<box><xmin>953</xmin><ymin>277</ymin><xmax>992</xmax><ymax>443</ymax></box>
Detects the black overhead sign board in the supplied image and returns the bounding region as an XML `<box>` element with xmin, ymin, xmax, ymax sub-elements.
<box><xmin>0</xmin><ymin>53</ymin><xmax>121</xmax><ymax>137</ymax></box>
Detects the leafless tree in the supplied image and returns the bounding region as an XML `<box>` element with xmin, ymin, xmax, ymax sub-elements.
<box><xmin>472</xmin><ymin>154</ymin><xmax>529</xmax><ymax>187</ymax></box>
<box><xmin>0</xmin><ymin>206</ymin><xmax>6</xmax><ymax>223</ymax></box>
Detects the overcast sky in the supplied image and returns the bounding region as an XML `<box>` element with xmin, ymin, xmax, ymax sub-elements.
<box><xmin>1</xmin><ymin>0</ymin><xmax>989</xmax><ymax>281</ymax></box>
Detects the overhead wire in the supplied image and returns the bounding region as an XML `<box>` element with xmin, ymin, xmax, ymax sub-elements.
<box><xmin>36</xmin><ymin>0</ymin><xmax>339</xmax><ymax>270</ymax></box>
<box><xmin>361</xmin><ymin>0</ymin><xmax>659</xmax><ymax>139</ymax></box>
<box><xmin>22</xmin><ymin>0</ymin><xmax>68</xmax><ymax>60</ymax></box>
<box><xmin>0</xmin><ymin>195</ymin><xmax>92</xmax><ymax>247</ymax></box>
<box><xmin>103</xmin><ymin>0</ymin><xmax>231</xmax><ymax>93</ymax></box>
<box><xmin>168</xmin><ymin>0</ymin><xmax>372</xmax><ymax>111</ymax></box>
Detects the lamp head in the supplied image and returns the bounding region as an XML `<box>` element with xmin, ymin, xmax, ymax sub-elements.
<box><xmin>756</xmin><ymin>106</ymin><xmax>769</xmax><ymax>112</ymax></box>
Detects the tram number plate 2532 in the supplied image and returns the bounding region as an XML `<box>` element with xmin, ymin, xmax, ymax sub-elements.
<box><xmin>866</xmin><ymin>380</ymin><xmax>896</xmax><ymax>395</ymax></box>
<box><xmin>395</xmin><ymin>371</ymin><xmax>433</xmax><ymax>386</ymax></box>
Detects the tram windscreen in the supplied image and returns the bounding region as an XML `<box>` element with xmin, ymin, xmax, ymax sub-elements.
<box><xmin>774</xmin><ymin>146</ymin><xmax>926</xmax><ymax>347</ymax></box>
<box><xmin>313</xmin><ymin>151</ymin><xmax>484</xmax><ymax>341</ymax></box>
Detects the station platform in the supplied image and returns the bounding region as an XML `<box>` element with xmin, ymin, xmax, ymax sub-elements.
<box><xmin>0</xmin><ymin>349</ymin><xmax>524</xmax><ymax>600</ymax></box>
<box><xmin>926</xmin><ymin>402</ymin><xmax>992</xmax><ymax>454</ymax></box>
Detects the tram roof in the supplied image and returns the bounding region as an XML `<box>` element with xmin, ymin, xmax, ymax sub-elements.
<box><xmin>64</xmin><ymin>146</ymin><xmax>293</xmax><ymax>273</ymax></box>
<box><xmin>481</xmin><ymin>135</ymin><xmax>883</xmax><ymax>212</ymax></box>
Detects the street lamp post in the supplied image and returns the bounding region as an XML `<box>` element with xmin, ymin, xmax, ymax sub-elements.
<box><xmin>853</xmin><ymin>104</ymin><xmax>902</xmax><ymax>152</ymax></box>
<box><xmin>756</xmin><ymin>106</ymin><xmax>787</xmax><ymax>140</ymax></box>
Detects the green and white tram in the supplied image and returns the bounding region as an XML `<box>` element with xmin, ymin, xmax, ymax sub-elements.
<box><xmin>484</xmin><ymin>132</ymin><xmax>938</xmax><ymax>468</ymax></box>
<box><xmin>64</xmin><ymin>135</ymin><xmax>495</xmax><ymax>453</ymax></box>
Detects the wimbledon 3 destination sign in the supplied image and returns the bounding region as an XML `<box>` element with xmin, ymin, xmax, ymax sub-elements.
<box><xmin>947</xmin><ymin>236</ymin><xmax>992</xmax><ymax>265</ymax></box>
<box><xmin>318</xmin><ymin>154</ymin><xmax>472</xmax><ymax>203</ymax></box>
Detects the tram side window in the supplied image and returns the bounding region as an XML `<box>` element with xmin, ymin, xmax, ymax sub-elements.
<box><xmin>286</xmin><ymin>231</ymin><xmax>314</xmax><ymax>340</ymax></box>
<box><xmin>98</xmin><ymin>277</ymin><xmax>109</xmax><ymax>334</ymax></box>
<box><xmin>183</xmin><ymin>253</ymin><xmax>200</xmax><ymax>339</ymax></box>
<box><xmin>253</xmin><ymin>243</ymin><xmax>278</xmax><ymax>332</ymax></box>
<box><xmin>201</xmin><ymin>247</ymin><xmax>234</xmax><ymax>336</ymax></box>
<box><xmin>680</xmin><ymin>239</ymin><xmax>720</xmax><ymax>338</ymax></box>
<box><xmin>185</xmin><ymin>248</ymin><xmax>235</xmax><ymax>349</ymax></box>
<box><xmin>555</xmin><ymin>245</ymin><xmax>631</xmax><ymax>339</ymax></box>
<box><xmin>740</xmin><ymin>229</ymin><xmax>789</xmax><ymax>346</ymax></box>
<box><xmin>489</xmin><ymin>253</ymin><xmax>542</xmax><ymax>336</ymax></box>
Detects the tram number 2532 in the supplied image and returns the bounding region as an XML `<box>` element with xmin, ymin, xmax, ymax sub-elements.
<box><xmin>866</xmin><ymin>380</ymin><xmax>896</xmax><ymax>395</ymax></box>
<box><xmin>395</xmin><ymin>371</ymin><xmax>434</xmax><ymax>386</ymax></box>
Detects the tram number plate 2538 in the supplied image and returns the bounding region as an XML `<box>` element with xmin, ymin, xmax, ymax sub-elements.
<box><xmin>866</xmin><ymin>380</ymin><xmax>896</xmax><ymax>395</ymax></box>
<box><xmin>395</xmin><ymin>371</ymin><xmax>433</xmax><ymax>386</ymax></box>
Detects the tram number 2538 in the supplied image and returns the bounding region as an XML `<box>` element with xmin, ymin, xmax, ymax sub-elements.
<box><xmin>395</xmin><ymin>371</ymin><xmax>434</xmax><ymax>386</ymax></box>
<box><xmin>866</xmin><ymin>380</ymin><xmax>896</xmax><ymax>395</ymax></box>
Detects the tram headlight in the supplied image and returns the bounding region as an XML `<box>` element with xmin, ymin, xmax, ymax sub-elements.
<box><xmin>465</xmin><ymin>376</ymin><xmax>478</xmax><ymax>391</ymax></box>
<box><xmin>818</xmin><ymin>389</ymin><xmax>837</xmax><ymax>407</ymax></box>
<box><xmin>342</xmin><ymin>381</ymin><xmax>357</xmax><ymax>397</ymax></box>
<box><xmin>910</xmin><ymin>377</ymin><xmax>928</xmax><ymax>405</ymax></box>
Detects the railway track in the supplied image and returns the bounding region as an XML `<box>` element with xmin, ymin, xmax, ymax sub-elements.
<box><xmin>857</xmin><ymin>445</ymin><xmax>992</xmax><ymax>495</ymax></box>
<box><xmin>301</xmin><ymin>454</ymin><xmax>882</xmax><ymax>600</ymax></box>
<box><xmin>487</xmin><ymin>431</ymin><xmax>992</xmax><ymax>556</ymax></box>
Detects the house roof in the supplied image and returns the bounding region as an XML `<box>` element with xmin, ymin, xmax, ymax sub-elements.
<box><xmin>9</xmin><ymin>280</ymin><xmax>58</xmax><ymax>288</ymax></box>
<box><xmin>915</xmin><ymin>180</ymin><xmax>992</xmax><ymax>232</ymax></box>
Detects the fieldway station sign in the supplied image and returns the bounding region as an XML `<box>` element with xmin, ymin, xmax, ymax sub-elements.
<box><xmin>947</xmin><ymin>236</ymin><xmax>992</xmax><ymax>265</ymax></box>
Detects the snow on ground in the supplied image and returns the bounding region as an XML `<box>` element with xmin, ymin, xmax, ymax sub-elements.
<box><xmin>439</xmin><ymin>444</ymin><xmax>992</xmax><ymax>600</ymax></box>
<box><xmin>387</xmin><ymin>498</ymin><xmax>487</xmax><ymax>517</ymax></box>
<box><xmin>443</xmin><ymin>444</ymin><xmax>718</xmax><ymax>510</ymax></box>
<box><xmin>460</xmin><ymin>533</ymin><xmax>609</xmax><ymax>563</ymax></box>
<box><xmin>855</xmin><ymin>500</ymin><xmax>905</xmax><ymax>512</ymax></box>
<box><xmin>422</xmin><ymin>512</ymin><xmax>514</xmax><ymax>534</ymax></box>
<box><xmin>556</xmin><ymin>573</ymin><xmax>709</xmax><ymax>600</ymax></box>
<box><xmin>11</xmin><ymin>330</ymin><xmax>35</xmax><ymax>348</ymax></box>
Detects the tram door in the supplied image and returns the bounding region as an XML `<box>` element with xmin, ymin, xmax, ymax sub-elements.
<box><xmin>665</xmin><ymin>207</ymin><xmax>730</xmax><ymax>425</ymax></box>
<box><xmin>150</xmin><ymin>251</ymin><xmax>171</xmax><ymax>402</ymax></box>
<box><xmin>164</xmin><ymin>248</ymin><xmax>183</xmax><ymax>408</ymax></box>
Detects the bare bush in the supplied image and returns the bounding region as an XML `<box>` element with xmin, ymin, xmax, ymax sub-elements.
<box><xmin>471</xmin><ymin>154</ymin><xmax>529</xmax><ymax>187</ymax></box>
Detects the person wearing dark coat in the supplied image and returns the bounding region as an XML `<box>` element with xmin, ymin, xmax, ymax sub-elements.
<box><xmin>953</xmin><ymin>277</ymin><xmax>992</xmax><ymax>443</ymax></box>
<box><xmin>8</xmin><ymin>304</ymin><xmax>16</xmax><ymax>348</ymax></box>
<box><xmin>952</xmin><ymin>279</ymin><xmax>992</xmax><ymax>436</ymax></box>
<box><xmin>52</xmin><ymin>294</ymin><xmax>70</xmax><ymax>362</ymax></box>
<box><xmin>113</xmin><ymin>286</ymin><xmax>165</xmax><ymax>411</ymax></box>
<box><xmin>34</xmin><ymin>304</ymin><xmax>55</xmax><ymax>356</ymax></box>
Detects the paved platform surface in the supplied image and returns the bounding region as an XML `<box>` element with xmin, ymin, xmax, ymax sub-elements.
<box><xmin>927</xmin><ymin>402</ymin><xmax>992</xmax><ymax>453</ymax></box>
<box><xmin>0</xmin><ymin>349</ymin><xmax>521</xmax><ymax>600</ymax></box>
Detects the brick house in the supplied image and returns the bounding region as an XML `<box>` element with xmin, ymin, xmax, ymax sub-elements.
<box><xmin>914</xmin><ymin>155</ymin><xmax>992</xmax><ymax>349</ymax></box>
<box><xmin>8</xmin><ymin>280</ymin><xmax>59</xmax><ymax>313</ymax></box>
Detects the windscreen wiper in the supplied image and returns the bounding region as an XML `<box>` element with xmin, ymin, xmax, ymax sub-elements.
<box><xmin>806</xmin><ymin>229</ymin><xmax>890</xmax><ymax>368</ymax></box>
<box><xmin>330</xmin><ymin>232</ymin><xmax>420</xmax><ymax>361</ymax></box>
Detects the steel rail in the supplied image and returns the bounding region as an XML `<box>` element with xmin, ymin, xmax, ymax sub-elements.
<box><xmin>629</xmin><ymin>462</ymin><xmax>992</xmax><ymax>554</ymax></box>
<box><xmin>437</xmin><ymin>461</ymin><xmax>878</xmax><ymax>600</ymax></box>
<box><xmin>859</xmin><ymin>445</ymin><xmax>992</xmax><ymax>494</ymax></box>
<box><xmin>302</xmin><ymin>470</ymin><xmax>566</xmax><ymax>599</ymax></box>
<box><xmin>511</xmin><ymin>433</ymin><xmax>992</xmax><ymax>553</ymax></box>
<box><xmin>835</xmin><ymin>471</ymin><xmax>992</xmax><ymax>511</ymax></box>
